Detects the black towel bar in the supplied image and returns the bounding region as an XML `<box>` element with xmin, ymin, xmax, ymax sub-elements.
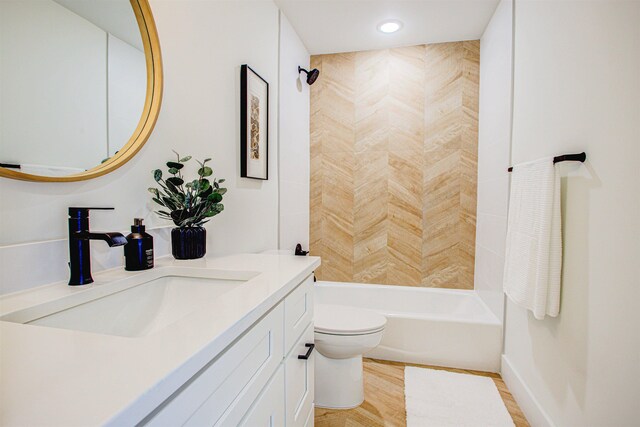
<box><xmin>0</xmin><ymin>162</ymin><xmax>20</xmax><ymax>169</ymax></box>
<box><xmin>508</xmin><ymin>152</ymin><xmax>586</xmax><ymax>172</ymax></box>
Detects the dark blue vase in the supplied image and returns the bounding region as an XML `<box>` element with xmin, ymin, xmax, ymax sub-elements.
<box><xmin>171</xmin><ymin>227</ymin><xmax>206</xmax><ymax>260</ymax></box>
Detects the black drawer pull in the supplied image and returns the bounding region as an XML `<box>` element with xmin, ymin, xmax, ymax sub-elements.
<box><xmin>298</xmin><ymin>343</ymin><xmax>315</xmax><ymax>360</ymax></box>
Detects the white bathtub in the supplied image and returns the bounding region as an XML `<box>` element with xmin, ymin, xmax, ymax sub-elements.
<box><xmin>315</xmin><ymin>281</ymin><xmax>502</xmax><ymax>372</ymax></box>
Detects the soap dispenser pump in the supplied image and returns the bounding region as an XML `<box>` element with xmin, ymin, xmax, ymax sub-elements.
<box><xmin>124</xmin><ymin>218</ymin><xmax>154</xmax><ymax>271</ymax></box>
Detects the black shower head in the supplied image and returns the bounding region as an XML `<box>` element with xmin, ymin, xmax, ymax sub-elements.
<box><xmin>298</xmin><ymin>66</ymin><xmax>320</xmax><ymax>85</ymax></box>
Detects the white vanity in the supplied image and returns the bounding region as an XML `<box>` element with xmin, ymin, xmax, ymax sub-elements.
<box><xmin>0</xmin><ymin>253</ymin><xmax>319</xmax><ymax>426</ymax></box>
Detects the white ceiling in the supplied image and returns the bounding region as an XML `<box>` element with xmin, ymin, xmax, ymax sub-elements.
<box><xmin>275</xmin><ymin>0</ymin><xmax>500</xmax><ymax>55</ymax></box>
<box><xmin>54</xmin><ymin>0</ymin><xmax>143</xmax><ymax>50</ymax></box>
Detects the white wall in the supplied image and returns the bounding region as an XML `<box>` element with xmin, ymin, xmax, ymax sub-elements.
<box><xmin>0</xmin><ymin>0</ymin><xmax>281</xmax><ymax>293</ymax></box>
<box><xmin>0</xmin><ymin>0</ymin><xmax>107</xmax><ymax>170</ymax></box>
<box><xmin>503</xmin><ymin>1</ymin><xmax>640</xmax><ymax>425</ymax></box>
<box><xmin>278</xmin><ymin>12</ymin><xmax>310</xmax><ymax>252</ymax></box>
<box><xmin>475</xmin><ymin>0</ymin><xmax>513</xmax><ymax>321</ymax></box>
<box><xmin>108</xmin><ymin>34</ymin><xmax>146</xmax><ymax>157</ymax></box>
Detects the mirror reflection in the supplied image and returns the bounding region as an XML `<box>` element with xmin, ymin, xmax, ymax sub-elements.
<box><xmin>0</xmin><ymin>0</ymin><xmax>147</xmax><ymax>177</ymax></box>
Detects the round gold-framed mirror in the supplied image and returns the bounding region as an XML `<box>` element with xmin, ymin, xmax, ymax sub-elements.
<box><xmin>0</xmin><ymin>0</ymin><xmax>162</xmax><ymax>182</ymax></box>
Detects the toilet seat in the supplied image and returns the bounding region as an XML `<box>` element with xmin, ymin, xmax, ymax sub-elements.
<box><xmin>315</xmin><ymin>304</ymin><xmax>387</xmax><ymax>336</ymax></box>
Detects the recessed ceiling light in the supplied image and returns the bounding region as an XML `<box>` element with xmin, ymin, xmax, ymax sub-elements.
<box><xmin>377</xmin><ymin>20</ymin><xmax>403</xmax><ymax>34</ymax></box>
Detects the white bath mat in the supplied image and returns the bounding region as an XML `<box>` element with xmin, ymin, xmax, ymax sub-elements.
<box><xmin>404</xmin><ymin>367</ymin><xmax>515</xmax><ymax>427</ymax></box>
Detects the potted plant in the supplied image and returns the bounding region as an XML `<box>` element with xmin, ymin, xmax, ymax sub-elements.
<box><xmin>149</xmin><ymin>151</ymin><xmax>227</xmax><ymax>260</ymax></box>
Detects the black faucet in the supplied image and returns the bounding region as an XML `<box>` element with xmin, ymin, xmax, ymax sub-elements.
<box><xmin>68</xmin><ymin>207</ymin><xmax>127</xmax><ymax>286</ymax></box>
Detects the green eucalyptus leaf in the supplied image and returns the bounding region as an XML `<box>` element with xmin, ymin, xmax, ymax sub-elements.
<box><xmin>152</xmin><ymin>197</ymin><xmax>165</xmax><ymax>207</ymax></box>
<box><xmin>198</xmin><ymin>166</ymin><xmax>213</xmax><ymax>177</ymax></box>
<box><xmin>205</xmin><ymin>205</ymin><xmax>223</xmax><ymax>217</ymax></box>
<box><xmin>217</xmin><ymin>188</ymin><xmax>227</xmax><ymax>195</ymax></box>
<box><xmin>218</xmin><ymin>178</ymin><xmax>225</xmax><ymax>184</ymax></box>
<box><xmin>180</xmin><ymin>156</ymin><xmax>192</xmax><ymax>162</ymax></box>
<box><xmin>198</xmin><ymin>180</ymin><xmax>211</xmax><ymax>192</ymax></box>
<box><xmin>208</xmin><ymin>192</ymin><xmax>223</xmax><ymax>203</ymax></box>
<box><xmin>166</xmin><ymin>177</ymin><xmax>184</xmax><ymax>186</ymax></box>
<box><xmin>165</xmin><ymin>180</ymin><xmax>180</xmax><ymax>195</ymax></box>
<box><xmin>162</xmin><ymin>196</ymin><xmax>176</xmax><ymax>210</ymax></box>
<box><xmin>200</xmin><ymin>186</ymin><xmax>213</xmax><ymax>198</ymax></box>
<box><xmin>153</xmin><ymin>169</ymin><xmax>162</xmax><ymax>181</ymax></box>
<box><xmin>166</xmin><ymin>161</ymin><xmax>184</xmax><ymax>170</ymax></box>
<box><xmin>168</xmin><ymin>167</ymin><xmax>179</xmax><ymax>175</ymax></box>
<box><xmin>148</xmin><ymin>187</ymin><xmax>159</xmax><ymax>197</ymax></box>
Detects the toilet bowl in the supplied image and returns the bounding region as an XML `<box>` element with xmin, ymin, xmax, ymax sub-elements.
<box><xmin>314</xmin><ymin>304</ymin><xmax>386</xmax><ymax>409</ymax></box>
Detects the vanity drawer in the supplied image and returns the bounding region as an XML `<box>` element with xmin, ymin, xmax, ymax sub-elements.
<box><xmin>285</xmin><ymin>323</ymin><xmax>315</xmax><ymax>427</ymax></box>
<box><xmin>143</xmin><ymin>303</ymin><xmax>284</xmax><ymax>427</ymax></box>
<box><xmin>237</xmin><ymin>365</ymin><xmax>285</xmax><ymax>427</ymax></box>
<box><xmin>284</xmin><ymin>274</ymin><xmax>314</xmax><ymax>354</ymax></box>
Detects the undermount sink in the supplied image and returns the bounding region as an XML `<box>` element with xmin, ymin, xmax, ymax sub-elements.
<box><xmin>1</xmin><ymin>272</ymin><xmax>257</xmax><ymax>337</ymax></box>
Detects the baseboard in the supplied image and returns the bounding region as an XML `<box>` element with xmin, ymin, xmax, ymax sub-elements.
<box><xmin>501</xmin><ymin>355</ymin><xmax>555</xmax><ymax>427</ymax></box>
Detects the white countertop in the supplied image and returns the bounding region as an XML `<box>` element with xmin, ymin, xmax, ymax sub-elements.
<box><xmin>0</xmin><ymin>253</ymin><xmax>320</xmax><ymax>426</ymax></box>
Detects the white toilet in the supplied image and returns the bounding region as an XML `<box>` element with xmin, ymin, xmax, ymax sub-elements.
<box><xmin>314</xmin><ymin>304</ymin><xmax>387</xmax><ymax>409</ymax></box>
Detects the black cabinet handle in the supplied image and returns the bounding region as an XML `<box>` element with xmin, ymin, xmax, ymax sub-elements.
<box><xmin>298</xmin><ymin>343</ymin><xmax>315</xmax><ymax>360</ymax></box>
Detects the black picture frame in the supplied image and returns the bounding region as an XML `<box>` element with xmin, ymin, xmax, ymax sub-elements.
<box><xmin>240</xmin><ymin>64</ymin><xmax>269</xmax><ymax>180</ymax></box>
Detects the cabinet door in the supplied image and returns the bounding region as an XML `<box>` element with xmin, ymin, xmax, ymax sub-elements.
<box><xmin>284</xmin><ymin>275</ymin><xmax>314</xmax><ymax>354</ymax></box>
<box><xmin>285</xmin><ymin>324</ymin><xmax>315</xmax><ymax>427</ymax></box>
<box><xmin>143</xmin><ymin>303</ymin><xmax>284</xmax><ymax>426</ymax></box>
<box><xmin>238</xmin><ymin>366</ymin><xmax>285</xmax><ymax>427</ymax></box>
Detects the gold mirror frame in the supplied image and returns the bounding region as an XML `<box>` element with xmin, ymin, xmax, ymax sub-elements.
<box><xmin>0</xmin><ymin>0</ymin><xmax>163</xmax><ymax>182</ymax></box>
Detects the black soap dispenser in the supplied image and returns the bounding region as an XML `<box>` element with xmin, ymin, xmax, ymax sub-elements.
<box><xmin>124</xmin><ymin>218</ymin><xmax>154</xmax><ymax>271</ymax></box>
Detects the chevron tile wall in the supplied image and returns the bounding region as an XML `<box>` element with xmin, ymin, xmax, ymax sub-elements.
<box><xmin>310</xmin><ymin>41</ymin><xmax>479</xmax><ymax>289</ymax></box>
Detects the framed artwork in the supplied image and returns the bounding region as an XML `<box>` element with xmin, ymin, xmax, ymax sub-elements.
<box><xmin>240</xmin><ymin>64</ymin><xmax>269</xmax><ymax>180</ymax></box>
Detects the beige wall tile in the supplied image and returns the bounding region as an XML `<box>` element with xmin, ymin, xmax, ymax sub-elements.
<box><xmin>320</xmin><ymin>53</ymin><xmax>356</xmax><ymax>153</ymax></box>
<box><xmin>389</xmin><ymin>45</ymin><xmax>425</xmax><ymax>153</ymax></box>
<box><xmin>354</xmin><ymin>151</ymin><xmax>388</xmax><ymax>284</ymax></box>
<box><xmin>310</xmin><ymin>41</ymin><xmax>479</xmax><ymax>289</ymax></box>
<box><xmin>355</xmin><ymin>49</ymin><xmax>389</xmax><ymax>153</ymax></box>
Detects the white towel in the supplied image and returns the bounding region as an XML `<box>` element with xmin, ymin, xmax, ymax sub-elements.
<box><xmin>503</xmin><ymin>157</ymin><xmax>562</xmax><ymax>319</ymax></box>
